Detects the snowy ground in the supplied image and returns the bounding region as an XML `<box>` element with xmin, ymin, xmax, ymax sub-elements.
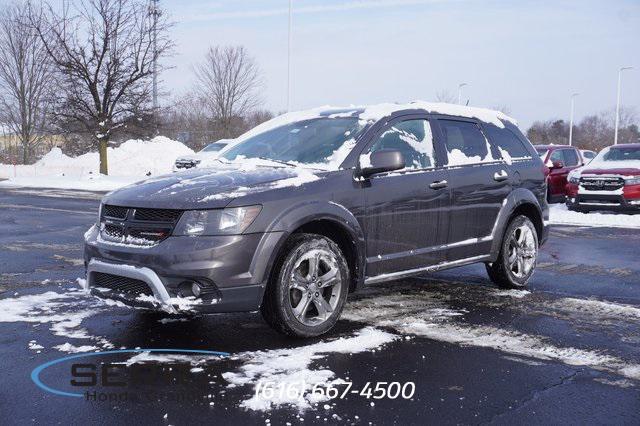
<box><xmin>0</xmin><ymin>136</ymin><xmax>193</xmax><ymax>191</ymax></box>
<box><xmin>548</xmin><ymin>204</ymin><xmax>640</xmax><ymax>229</ymax></box>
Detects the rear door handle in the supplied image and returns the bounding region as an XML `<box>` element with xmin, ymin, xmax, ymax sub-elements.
<box><xmin>493</xmin><ymin>170</ymin><xmax>509</xmax><ymax>182</ymax></box>
<box><xmin>429</xmin><ymin>180</ymin><xmax>448</xmax><ymax>189</ymax></box>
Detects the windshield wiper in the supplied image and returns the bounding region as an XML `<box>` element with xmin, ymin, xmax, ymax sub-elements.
<box><xmin>256</xmin><ymin>157</ymin><xmax>298</xmax><ymax>168</ymax></box>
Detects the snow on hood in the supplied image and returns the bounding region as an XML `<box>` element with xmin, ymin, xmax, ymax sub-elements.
<box><xmin>104</xmin><ymin>163</ymin><xmax>321</xmax><ymax>209</ymax></box>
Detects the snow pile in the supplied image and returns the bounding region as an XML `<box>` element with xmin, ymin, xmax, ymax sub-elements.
<box><xmin>0</xmin><ymin>136</ymin><xmax>193</xmax><ymax>191</ymax></box>
<box><xmin>221</xmin><ymin>327</ymin><xmax>397</xmax><ymax>411</ymax></box>
<box><xmin>548</xmin><ymin>204</ymin><xmax>640</xmax><ymax>229</ymax></box>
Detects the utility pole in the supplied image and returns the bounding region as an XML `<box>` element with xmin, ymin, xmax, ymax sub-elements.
<box><xmin>614</xmin><ymin>66</ymin><xmax>633</xmax><ymax>145</ymax></box>
<box><xmin>287</xmin><ymin>0</ymin><xmax>293</xmax><ymax>112</ymax></box>
<box><xmin>457</xmin><ymin>82</ymin><xmax>467</xmax><ymax>105</ymax></box>
<box><xmin>150</xmin><ymin>0</ymin><xmax>160</xmax><ymax>132</ymax></box>
<box><xmin>569</xmin><ymin>93</ymin><xmax>579</xmax><ymax>146</ymax></box>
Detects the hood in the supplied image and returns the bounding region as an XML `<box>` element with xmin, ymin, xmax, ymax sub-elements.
<box><xmin>103</xmin><ymin>165</ymin><xmax>320</xmax><ymax>209</ymax></box>
<box><xmin>580</xmin><ymin>167</ymin><xmax>640</xmax><ymax>177</ymax></box>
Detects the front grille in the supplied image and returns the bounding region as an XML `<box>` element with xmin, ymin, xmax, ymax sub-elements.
<box><xmin>133</xmin><ymin>208</ymin><xmax>182</xmax><ymax>223</ymax></box>
<box><xmin>128</xmin><ymin>227</ymin><xmax>172</xmax><ymax>242</ymax></box>
<box><xmin>100</xmin><ymin>205</ymin><xmax>183</xmax><ymax>246</ymax></box>
<box><xmin>175</xmin><ymin>160</ymin><xmax>199</xmax><ymax>169</ymax></box>
<box><xmin>580</xmin><ymin>176</ymin><xmax>624</xmax><ymax>191</ymax></box>
<box><xmin>91</xmin><ymin>272</ymin><xmax>153</xmax><ymax>296</ymax></box>
<box><xmin>103</xmin><ymin>223</ymin><xmax>124</xmax><ymax>239</ymax></box>
<box><xmin>103</xmin><ymin>205</ymin><xmax>128</xmax><ymax>219</ymax></box>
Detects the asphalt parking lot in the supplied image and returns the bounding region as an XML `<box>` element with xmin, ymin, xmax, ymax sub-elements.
<box><xmin>1</xmin><ymin>188</ymin><xmax>639</xmax><ymax>425</ymax></box>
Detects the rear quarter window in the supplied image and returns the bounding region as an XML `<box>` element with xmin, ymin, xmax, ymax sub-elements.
<box><xmin>484</xmin><ymin>125</ymin><xmax>532</xmax><ymax>160</ymax></box>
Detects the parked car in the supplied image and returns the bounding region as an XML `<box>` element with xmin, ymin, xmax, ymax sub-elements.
<box><xmin>534</xmin><ymin>145</ymin><xmax>584</xmax><ymax>203</ymax></box>
<box><xmin>581</xmin><ymin>149</ymin><xmax>597</xmax><ymax>162</ymax></box>
<box><xmin>173</xmin><ymin>139</ymin><xmax>232</xmax><ymax>171</ymax></box>
<box><xmin>84</xmin><ymin>103</ymin><xmax>548</xmax><ymax>337</ymax></box>
<box><xmin>566</xmin><ymin>143</ymin><xmax>640</xmax><ymax>212</ymax></box>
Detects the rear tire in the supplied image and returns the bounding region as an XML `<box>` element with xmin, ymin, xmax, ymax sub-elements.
<box><xmin>485</xmin><ymin>215</ymin><xmax>538</xmax><ymax>289</ymax></box>
<box><xmin>261</xmin><ymin>233</ymin><xmax>349</xmax><ymax>338</ymax></box>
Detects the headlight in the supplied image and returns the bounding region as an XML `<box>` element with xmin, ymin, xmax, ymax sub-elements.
<box><xmin>173</xmin><ymin>206</ymin><xmax>262</xmax><ymax>236</ymax></box>
<box><xmin>625</xmin><ymin>177</ymin><xmax>640</xmax><ymax>186</ymax></box>
<box><xmin>568</xmin><ymin>176</ymin><xmax>580</xmax><ymax>185</ymax></box>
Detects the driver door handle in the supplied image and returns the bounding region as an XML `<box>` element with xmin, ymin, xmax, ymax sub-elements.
<box><xmin>429</xmin><ymin>180</ymin><xmax>448</xmax><ymax>189</ymax></box>
<box><xmin>493</xmin><ymin>170</ymin><xmax>509</xmax><ymax>182</ymax></box>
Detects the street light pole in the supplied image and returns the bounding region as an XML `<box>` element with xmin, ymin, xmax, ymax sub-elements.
<box><xmin>614</xmin><ymin>66</ymin><xmax>633</xmax><ymax>145</ymax></box>
<box><xmin>457</xmin><ymin>83</ymin><xmax>467</xmax><ymax>105</ymax></box>
<box><xmin>569</xmin><ymin>93</ymin><xmax>579</xmax><ymax>146</ymax></box>
<box><xmin>287</xmin><ymin>0</ymin><xmax>293</xmax><ymax>112</ymax></box>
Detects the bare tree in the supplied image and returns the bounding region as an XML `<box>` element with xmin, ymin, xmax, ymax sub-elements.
<box><xmin>435</xmin><ymin>90</ymin><xmax>456</xmax><ymax>103</ymax></box>
<box><xmin>29</xmin><ymin>0</ymin><xmax>172</xmax><ymax>174</ymax></box>
<box><xmin>193</xmin><ymin>46</ymin><xmax>262</xmax><ymax>138</ymax></box>
<box><xmin>0</xmin><ymin>2</ymin><xmax>52</xmax><ymax>164</ymax></box>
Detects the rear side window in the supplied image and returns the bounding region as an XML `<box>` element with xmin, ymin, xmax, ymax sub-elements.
<box><xmin>484</xmin><ymin>126</ymin><xmax>531</xmax><ymax>160</ymax></box>
<box><xmin>368</xmin><ymin>119</ymin><xmax>435</xmax><ymax>170</ymax></box>
<box><xmin>439</xmin><ymin>120</ymin><xmax>495</xmax><ymax>166</ymax></box>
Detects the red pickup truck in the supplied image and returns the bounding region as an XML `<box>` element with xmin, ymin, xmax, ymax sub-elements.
<box><xmin>565</xmin><ymin>144</ymin><xmax>640</xmax><ymax>212</ymax></box>
<box><xmin>534</xmin><ymin>145</ymin><xmax>585</xmax><ymax>203</ymax></box>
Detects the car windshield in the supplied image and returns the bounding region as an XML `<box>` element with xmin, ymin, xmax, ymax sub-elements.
<box><xmin>201</xmin><ymin>143</ymin><xmax>225</xmax><ymax>153</ymax></box>
<box><xmin>593</xmin><ymin>146</ymin><xmax>640</xmax><ymax>163</ymax></box>
<box><xmin>220</xmin><ymin>117</ymin><xmax>366</xmax><ymax>169</ymax></box>
<box><xmin>535</xmin><ymin>148</ymin><xmax>548</xmax><ymax>160</ymax></box>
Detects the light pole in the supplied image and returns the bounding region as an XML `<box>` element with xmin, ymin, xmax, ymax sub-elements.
<box><xmin>614</xmin><ymin>66</ymin><xmax>633</xmax><ymax>145</ymax></box>
<box><xmin>569</xmin><ymin>93</ymin><xmax>579</xmax><ymax>146</ymax></box>
<box><xmin>457</xmin><ymin>83</ymin><xmax>467</xmax><ymax>105</ymax></box>
<box><xmin>150</xmin><ymin>0</ymin><xmax>161</xmax><ymax>133</ymax></box>
<box><xmin>287</xmin><ymin>0</ymin><xmax>293</xmax><ymax>112</ymax></box>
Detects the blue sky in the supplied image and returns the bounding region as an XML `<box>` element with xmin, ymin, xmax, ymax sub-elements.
<box><xmin>162</xmin><ymin>0</ymin><xmax>639</xmax><ymax>128</ymax></box>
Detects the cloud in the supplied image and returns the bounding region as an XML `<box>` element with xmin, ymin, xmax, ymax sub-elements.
<box><xmin>179</xmin><ymin>0</ymin><xmax>455</xmax><ymax>22</ymax></box>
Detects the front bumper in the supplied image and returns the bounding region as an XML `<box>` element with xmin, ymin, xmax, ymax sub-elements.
<box><xmin>83</xmin><ymin>225</ymin><xmax>284</xmax><ymax>314</ymax></box>
<box><xmin>565</xmin><ymin>192</ymin><xmax>640</xmax><ymax>212</ymax></box>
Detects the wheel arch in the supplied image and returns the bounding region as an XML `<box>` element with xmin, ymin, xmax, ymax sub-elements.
<box><xmin>260</xmin><ymin>201</ymin><xmax>366</xmax><ymax>298</ymax></box>
<box><xmin>489</xmin><ymin>189</ymin><xmax>545</xmax><ymax>262</ymax></box>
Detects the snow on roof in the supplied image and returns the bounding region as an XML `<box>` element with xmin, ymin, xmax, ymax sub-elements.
<box><xmin>236</xmin><ymin>102</ymin><xmax>515</xmax><ymax>145</ymax></box>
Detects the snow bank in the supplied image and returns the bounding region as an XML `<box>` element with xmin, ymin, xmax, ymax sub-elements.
<box><xmin>0</xmin><ymin>136</ymin><xmax>193</xmax><ymax>191</ymax></box>
<box><xmin>548</xmin><ymin>204</ymin><xmax>640</xmax><ymax>229</ymax></box>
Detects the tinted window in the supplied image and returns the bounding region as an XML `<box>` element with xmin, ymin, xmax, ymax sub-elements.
<box><xmin>582</xmin><ymin>151</ymin><xmax>596</xmax><ymax>160</ymax></box>
<box><xmin>368</xmin><ymin>119</ymin><xmax>435</xmax><ymax>170</ymax></box>
<box><xmin>484</xmin><ymin>126</ymin><xmax>531</xmax><ymax>159</ymax></box>
<box><xmin>439</xmin><ymin>120</ymin><xmax>493</xmax><ymax>165</ymax></box>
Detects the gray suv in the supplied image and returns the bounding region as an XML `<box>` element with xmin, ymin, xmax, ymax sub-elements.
<box><xmin>84</xmin><ymin>103</ymin><xmax>548</xmax><ymax>337</ymax></box>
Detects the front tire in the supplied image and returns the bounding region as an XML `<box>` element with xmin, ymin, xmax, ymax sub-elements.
<box><xmin>485</xmin><ymin>215</ymin><xmax>538</xmax><ymax>289</ymax></box>
<box><xmin>261</xmin><ymin>233</ymin><xmax>349</xmax><ymax>338</ymax></box>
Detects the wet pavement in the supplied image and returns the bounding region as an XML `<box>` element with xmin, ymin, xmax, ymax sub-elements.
<box><xmin>1</xmin><ymin>188</ymin><xmax>639</xmax><ymax>425</ymax></box>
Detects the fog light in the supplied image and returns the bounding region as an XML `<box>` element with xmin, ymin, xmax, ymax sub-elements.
<box><xmin>191</xmin><ymin>282</ymin><xmax>202</xmax><ymax>297</ymax></box>
<box><xmin>177</xmin><ymin>280</ymin><xmax>202</xmax><ymax>298</ymax></box>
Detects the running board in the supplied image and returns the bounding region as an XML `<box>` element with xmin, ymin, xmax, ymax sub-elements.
<box><xmin>364</xmin><ymin>255</ymin><xmax>491</xmax><ymax>285</ymax></box>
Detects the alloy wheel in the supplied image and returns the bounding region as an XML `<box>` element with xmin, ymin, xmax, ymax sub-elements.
<box><xmin>507</xmin><ymin>224</ymin><xmax>537</xmax><ymax>278</ymax></box>
<box><xmin>287</xmin><ymin>248</ymin><xmax>342</xmax><ymax>326</ymax></box>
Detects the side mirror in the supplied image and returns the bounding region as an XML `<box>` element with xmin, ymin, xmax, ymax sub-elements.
<box><xmin>359</xmin><ymin>149</ymin><xmax>405</xmax><ymax>178</ymax></box>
